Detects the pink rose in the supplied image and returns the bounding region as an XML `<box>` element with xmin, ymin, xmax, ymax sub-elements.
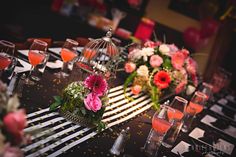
<box><xmin>181</xmin><ymin>49</ymin><xmax>189</xmax><ymax>59</ymax></box>
<box><xmin>186</xmin><ymin>57</ymin><xmax>197</xmax><ymax>75</ymax></box>
<box><xmin>131</xmin><ymin>85</ymin><xmax>142</xmax><ymax>95</ymax></box>
<box><xmin>124</xmin><ymin>62</ymin><xmax>136</xmax><ymax>73</ymax></box>
<box><xmin>149</xmin><ymin>55</ymin><xmax>163</xmax><ymax>68</ymax></box>
<box><xmin>171</xmin><ymin>52</ymin><xmax>185</xmax><ymax>70</ymax></box>
<box><xmin>3</xmin><ymin>109</ymin><xmax>27</xmax><ymax>144</ymax></box>
<box><xmin>144</xmin><ymin>41</ymin><xmax>161</xmax><ymax>48</ymax></box>
<box><xmin>175</xmin><ymin>81</ymin><xmax>187</xmax><ymax>94</ymax></box>
<box><xmin>84</xmin><ymin>93</ymin><xmax>102</xmax><ymax>112</ymax></box>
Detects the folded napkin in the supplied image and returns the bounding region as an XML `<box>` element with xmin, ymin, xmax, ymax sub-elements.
<box><xmin>14</xmin><ymin>59</ymin><xmax>31</xmax><ymax>73</ymax></box>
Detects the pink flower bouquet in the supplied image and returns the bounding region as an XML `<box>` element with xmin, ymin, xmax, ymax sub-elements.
<box><xmin>50</xmin><ymin>74</ymin><xmax>108</xmax><ymax>130</ymax></box>
<box><xmin>124</xmin><ymin>41</ymin><xmax>198</xmax><ymax>109</ymax></box>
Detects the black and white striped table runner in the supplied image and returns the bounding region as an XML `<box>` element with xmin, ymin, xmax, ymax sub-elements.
<box><xmin>22</xmin><ymin>85</ymin><xmax>152</xmax><ymax>157</ymax></box>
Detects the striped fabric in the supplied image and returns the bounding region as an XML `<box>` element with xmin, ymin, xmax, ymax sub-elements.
<box><xmin>22</xmin><ymin>85</ymin><xmax>152</xmax><ymax>157</ymax></box>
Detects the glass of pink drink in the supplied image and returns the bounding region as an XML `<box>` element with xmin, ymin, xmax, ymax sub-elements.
<box><xmin>142</xmin><ymin>105</ymin><xmax>174</xmax><ymax>157</ymax></box>
<box><xmin>55</xmin><ymin>39</ymin><xmax>78</xmax><ymax>78</ymax></box>
<box><xmin>162</xmin><ymin>96</ymin><xmax>188</xmax><ymax>148</ymax></box>
<box><xmin>182</xmin><ymin>91</ymin><xmax>207</xmax><ymax>132</ymax></box>
<box><xmin>24</xmin><ymin>39</ymin><xmax>48</xmax><ymax>85</ymax></box>
<box><xmin>0</xmin><ymin>40</ymin><xmax>15</xmax><ymax>78</ymax></box>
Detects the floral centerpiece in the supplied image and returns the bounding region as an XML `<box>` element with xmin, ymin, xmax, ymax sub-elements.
<box><xmin>50</xmin><ymin>74</ymin><xmax>108</xmax><ymax>130</ymax></box>
<box><xmin>0</xmin><ymin>81</ymin><xmax>29</xmax><ymax>157</ymax></box>
<box><xmin>124</xmin><ymin>41</ymin><xmax>198</xmax><ymax>109</ymax></box>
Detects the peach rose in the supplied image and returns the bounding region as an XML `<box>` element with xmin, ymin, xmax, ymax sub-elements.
<box><xmin>124</xmin><ymin>62</ymin><xmax>136</xmax><ymax>73</ymax></box>
<box><xmin>131</xmin><ymin>85</ymin><xmax>142</xmax><ymax>95</ymax></box>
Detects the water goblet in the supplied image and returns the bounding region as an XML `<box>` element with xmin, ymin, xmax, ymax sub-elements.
<box><xmin>182</xmin><ymin>91</ymin><xmax>207</xmax><ymax>133</ymax></box>
<box><xmin>142</xmin><ymin>105</ymin><xmax>174</xmax><ymax>157</ymax></box>
<box><xmin>55</xmin><ymin>38</ymin><xmax>78</xmax><ymax>78</ymax></box>
<box><xmin>162</xmin><ymin>96</ymin><xmax>188</xmax><ymax>148</ymax></box>
<box><xmin>0</xmin><ymin>40</ymin><xmax>15</xmax><ymax>79</ymax></box>
<box><xmin>24</xmin><ymin>39</ymin><xmax>48</xmax><ymax>85</ymax></box>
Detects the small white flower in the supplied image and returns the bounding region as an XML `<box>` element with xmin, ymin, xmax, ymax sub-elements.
<box><xmin>159</xmin><ymin>44</ymin><xmax>170</xmax><ymax>56</ymax></box>
<box><xmin>137</xmin><ymin>65</ymin><xmax>149</xmax><ymax>78</ymax></box>
<box><xmin>140</xmin><ymin>47</ymin><xmax>154</xmax><ymax>61</ymax></box>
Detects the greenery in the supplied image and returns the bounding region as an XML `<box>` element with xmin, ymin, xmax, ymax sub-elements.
<box><xmin>50</xmin><ymin>81</ymin><xmax>107</xmax><ymax>131</ymax></box>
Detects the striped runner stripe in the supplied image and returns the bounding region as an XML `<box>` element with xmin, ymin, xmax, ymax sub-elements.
<box><xmin>22</xmin><ymin>86</ymin><xmax>152</xmax><ymax>157</ymax></box>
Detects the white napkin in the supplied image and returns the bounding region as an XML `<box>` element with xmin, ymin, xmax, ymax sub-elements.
<box><xmin>14</xmin><ymin>59</ymin><xmax>31</xmax><ymax>73</ymax></box>
<box><xmin>46</xmin><ymin>60</ymin><xmax>63</xmax><ymax>69</ymax></box>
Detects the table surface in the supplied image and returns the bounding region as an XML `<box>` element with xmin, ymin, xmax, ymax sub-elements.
<box><xmin>4</xmin><ymin>49</ymin><xmax>236</xmax><ymax>157</ymax></box>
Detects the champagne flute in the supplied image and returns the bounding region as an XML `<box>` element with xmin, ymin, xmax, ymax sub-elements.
<box><xmin>162</xmin><ymin>96</ymin><xmax>188</xmax><ymax>148</ymax></box>
<box><xmin>0</xmin><ymin>40</ymin><xmax>15</xmax><ymax>78</ymax></box>
<box><xmin>142</xmin><ymin>105</ymin><xmax>174</xmax><ymax>157</ymax></box>
<box><xmin>24</xmin><ymin>39</ymin><xmax>48</xmax><ymax>85</ymax></box>
<box><xmin>182</xmin><ymin>91</ymin><xmax>207</xmax><ymax>132</ymax></box>
<box><xmin>55</xmin><ymin>39</ymin><xmax>78</xmax><ymax>78</ymax></box>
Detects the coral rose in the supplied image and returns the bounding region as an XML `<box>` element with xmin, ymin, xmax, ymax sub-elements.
<box><xmin>171</xmin><ymin>52</ymin><xmax>185</xmax><ymax>70</ymax></box>
<box><xmin>149</xmin><ymin>55</ymin><xmax>163</xmax><ymax>68</ymax></box>
<box><xmin>131</xmin><ymin>85</ymin><xmax>142</xmax><ymax>95</ymax></box>
<box><xmin>124</xmin><ymin>62</ymin><xmax>136</xmax><ymax>73</ymax></box>
<box><xmin>153</xmin><ymin>71</ymin><xmax>171</xmax><ymax>89</ymax></box>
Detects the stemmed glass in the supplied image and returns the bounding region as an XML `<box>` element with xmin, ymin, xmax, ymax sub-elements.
<box><xmin>142</xmin><ymin>105</ymin><xmax>175</xmax><ymax>157</ymax></box>
<box><xmin>182</xmin><ymin>91</ymin><xmax>207</xmax><ymax>132</ymax></box>
<box><xmin>24</xmin><ymin>39</ymin><xmax>48</xmax><ymax>85</ymax></box>
<box><xmin>0</xmin><ymin>40</ymin><xmax>15</xmax><ymax>78</ymax></box>
<box><xmin>162</xmin><ymin>96</ymin><xmax>188</xmax><ymax>148</ymax></box>
<box><xmin>55</xmin><ymin>39</ymin><xmax>78</xmax><ymax>78</ymax></box>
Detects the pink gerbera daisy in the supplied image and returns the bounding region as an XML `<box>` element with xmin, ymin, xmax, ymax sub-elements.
<box><xmin>84</xmin><ymin>75</ymin><xmax>108</xmax><ymax>96</ymax></box>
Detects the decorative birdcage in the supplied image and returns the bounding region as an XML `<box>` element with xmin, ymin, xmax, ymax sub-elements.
<box><xmin>76</xmin><ymin>29</ymin><xmax>120</xmax><ymax>81</ymax></box>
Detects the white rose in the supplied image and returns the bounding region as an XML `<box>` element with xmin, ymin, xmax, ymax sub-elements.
<box><xmin>159</xmin><ymin>44</ymin><xmax>170</xmax><ymax>56</ymax></box>
<box><xmin>137</xmin><ymin>65</ymin><xmax>149</xmax><ymax>78</ymax></box>
<box><xmin>140</xmin><ymin>47</ymin><xmax>154</xmax><ymax>61</ymax></box>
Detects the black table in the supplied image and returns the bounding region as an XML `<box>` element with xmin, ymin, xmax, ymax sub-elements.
<box><xmin>5</xmin><ymin>49</ymin><xmax>236</xmax><ymax>157</ymax></box>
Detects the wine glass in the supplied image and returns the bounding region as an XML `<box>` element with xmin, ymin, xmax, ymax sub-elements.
<box><xmin>182</xmin><ymin>91</ymin><xmax>207</xmax><ymax>132</ymax></box>
<box><xmin>24</xmin><ymin>39</ymin><xmax>48</xmax><ymax>85</ymax></box>
<box><xmin>142</xmin><ymin>105</ymin><xmax>174</xmax><ymax>156</ymax></box>
<box><xmin>0</xmin><ymin>40</ymin><xmax>15</xmax><ymax>78</ymax></box>
<box><xmin>162</xmin><ymin>96</ymin><xmax>188</xmax><ymax>148</ymax></box>
<box><xmin>55</xmin><ymin>39</ymin><xmax>78</xmax><ymax>78</ymax></box>
<box><xmin>199</xmin><ymin>82</ymin><xmax>213</xmax><ymax>101</ymax></box>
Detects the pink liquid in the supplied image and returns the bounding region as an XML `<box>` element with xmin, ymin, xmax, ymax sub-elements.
<box><xmin>152</xmin><ymin>118</ymin><xmax>171</xmax><ymax>135</ymax></box>
<box><xmin>0</xmin><ymin>54</ymin><xmax>11</xmax><ymax>70</ymax></box>
<box><xmin>167</xmin><ymin>109</ymin><xmax>184</xmax><ymax>120</ymax></box>
<box><xmin>28</xmin><ymin>50</ymin><xmax>45</xmax><ymax>66</ymax></box>
<box><xmin>61</xmin><ymin>48</ymin><xmax>77</xmax><ymax>62</ymax></box>
<box><xmin>187</xmin><ymin>102</ymin><xmax>203</xmax><ymax>114</ymax></box>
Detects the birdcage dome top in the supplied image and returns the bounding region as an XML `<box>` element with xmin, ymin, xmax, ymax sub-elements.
<box><xmin>77</xmin><ymin>29</ymin><xmax>120</xmax><ymax>77</ymax></box>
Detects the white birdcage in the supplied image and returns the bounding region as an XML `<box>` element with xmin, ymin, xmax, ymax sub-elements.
<box><xmin>77</xmin><ymin>29</ymin><xmax>120</xmax><ymax>80</ymax></box>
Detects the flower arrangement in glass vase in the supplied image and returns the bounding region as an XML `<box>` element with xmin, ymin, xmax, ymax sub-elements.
<box><xmin>0</xmin><ymin>80</ymin><xmax>30</xmax><ymax>157</ymax></box>
<box><xmin>50</xmin><ymin>74</ymin><xmax>108</xmax><ymax>131</ymax></box>
<box><xmin>124</xmin><ymin>41</ymin><xmax>198</xmax><ymax>109</ymax></box>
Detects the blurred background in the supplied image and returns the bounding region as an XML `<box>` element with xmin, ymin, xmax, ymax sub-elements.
<box><xmin>0</xmin><ymin>0</ymin><xmax>236</xmax><ymax>90</ymax></box>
